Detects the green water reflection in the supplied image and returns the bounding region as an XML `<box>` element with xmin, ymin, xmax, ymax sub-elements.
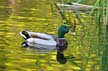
<box><xmin>0</xmin><ymin>0</ymin><xmax>103</xmax><ymax>71</ymax></box>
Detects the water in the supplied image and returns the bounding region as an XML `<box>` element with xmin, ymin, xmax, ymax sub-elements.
<box><xmin>0</xmin><ymin>0</ymin><xmax>104</xmax><ymax>71</ymax></box>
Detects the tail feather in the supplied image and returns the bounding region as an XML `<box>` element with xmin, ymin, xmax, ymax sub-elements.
<box><xmin>20</xmin><ymin>31</ymin><xmax>30</xmax><ymax>40</ymax></box>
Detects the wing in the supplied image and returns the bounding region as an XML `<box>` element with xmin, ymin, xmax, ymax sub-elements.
<box><xmin>27</xmin><ymin>31</ymin><xmax>54</xmax><ymax>40</ymax></box>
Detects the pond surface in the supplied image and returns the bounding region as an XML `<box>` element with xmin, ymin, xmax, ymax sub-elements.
<box><xmin>0</xmin><ymin>0</ymin><xmax>104</xmax><ymax>71</ymax></box>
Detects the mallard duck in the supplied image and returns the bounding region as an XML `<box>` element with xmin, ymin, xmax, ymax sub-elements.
<box><xmin>20</xmin><ymin>25</ymin><xmax>69</xmax><ymax>50</ymax></box>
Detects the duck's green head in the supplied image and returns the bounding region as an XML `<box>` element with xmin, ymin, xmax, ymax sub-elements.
<box><xmin>58</xmin><ymin>25</ymin><xmax>69</xmax><ymax>38</ymax></box>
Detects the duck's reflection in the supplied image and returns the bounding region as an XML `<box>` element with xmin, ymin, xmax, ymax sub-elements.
<box><xmin>21</xmin><ymin>41</ymin><xmax>73</xmax><ymax>64</ymax></box>
<box><xmin>56</xmin><ymin>39</ymin><xmax>68</xmax><ymax>64</ymax></box>
<box><xmin>56</xmin><ymin>51</ymin><xmax>67</xmax><ymax>64</ymax></box>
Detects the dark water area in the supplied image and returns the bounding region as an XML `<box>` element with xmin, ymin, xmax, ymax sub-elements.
<box><xmin>0</xmin><ymin>0</ymin><xmax>105</xmax><ymax>71</ymax></box>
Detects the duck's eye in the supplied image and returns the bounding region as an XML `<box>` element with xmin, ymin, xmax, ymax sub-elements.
<box><xmin>64</xmin><ymin>26</ymin><xmax>68</xmax><ymax>29</ymax></box>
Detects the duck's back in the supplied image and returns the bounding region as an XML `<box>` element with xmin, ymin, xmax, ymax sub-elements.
<box><xmin>27</xmin><ymin>31</ymin><xmax>55</xmax><ymax>40</ymax></box>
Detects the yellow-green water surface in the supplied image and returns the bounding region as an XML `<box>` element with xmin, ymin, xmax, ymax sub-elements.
<box><xmin>0</xmin><ymin>0</ymin><xmax>103</xmax><ymax>71</ymax></box>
